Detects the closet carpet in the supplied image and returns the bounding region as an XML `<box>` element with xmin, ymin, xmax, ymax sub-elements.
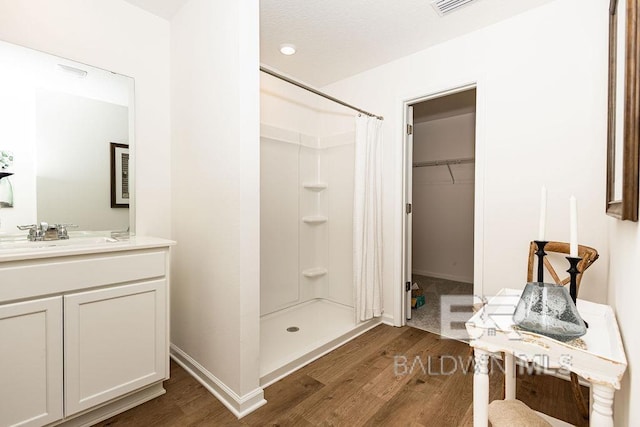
<box><xmin>407</xmin><ymin>275</ymin><xmax>474</xmax><ymax>337</ymax></box>
<box><xmin>96</xmin><ymin>325</ymin><xmax>588</xmax><ymax>427</ymax></box>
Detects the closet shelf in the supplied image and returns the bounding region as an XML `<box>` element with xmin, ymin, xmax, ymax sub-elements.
<box><xmin>302</xmin><ymin>216</ymin><xmax>328</xmax><ymax>224</ymax></box>
<box><xmin>412</xmin><ymin>157</ymin><xmax>474</xmax><ymax>168</ymax></box>
<box><xmin>302</xmin><ymin>182</ymin><xmax>328</xmax><ymax>191</ymax></box>
<box><xmin>302</xmin><ymin>267</ymin><xmax>328</xmax><ymax>278</ymax></box>
<box><xmin>413</xmin><ymin>157</ymin><xmax>474</xmax><ymax>184</ymax></box>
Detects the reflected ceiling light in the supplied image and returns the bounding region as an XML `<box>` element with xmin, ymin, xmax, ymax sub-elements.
<box><xmin>279</xmin><ymin>44</ymin><xmax>296</xmax><ymax>56</ymax></box>
<box><xmin>58</xmin><ymin>64</ymin><xmax>88</xmax><ymax>78</ymax></box>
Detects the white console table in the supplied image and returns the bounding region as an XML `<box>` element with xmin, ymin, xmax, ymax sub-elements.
<box><xmin>465</xmin><ymin>288</ymin><xmax>627</xmax><ymax>427</ymax></box>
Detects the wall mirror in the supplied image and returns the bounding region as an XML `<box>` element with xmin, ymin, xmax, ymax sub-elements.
<box><xmin>0</xmin><ymin>40</ymin><xmax>135</xmax><ymax>234</ymax></box>
<box><xmin>607</xmin><ymin>0</ymin><xmax>639</xmax><ymax>221</ymax></box>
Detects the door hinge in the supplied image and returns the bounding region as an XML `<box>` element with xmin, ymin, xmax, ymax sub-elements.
<box><xmin>406</xmin><ymin>282</ymin><xmax>411</xmax><ymax>292</ymax></box>
<box><xmin>407</xmin><ymin>124</ymin><xmax>413</xmax><ymax>135</ymax></box>
<box><xmin>406</xmin><ymin>203</ymin><xmax>412</xmax><ymax>214</ymax></box>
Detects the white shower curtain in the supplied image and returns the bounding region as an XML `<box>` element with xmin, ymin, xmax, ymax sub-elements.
<box><xmin>353</xmin><ymin>115</ymin><xmax>383</xmax><ymax>322</ymax></box>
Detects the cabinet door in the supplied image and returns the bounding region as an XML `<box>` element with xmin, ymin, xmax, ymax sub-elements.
<box><xmin>0</xmin><ymin>297</ymin><xmax>63</xmax><ymax>427</ymax></box>
<box><xmin>64</xmin><ymin>280</ymin><xmax>166</xmax><ymax>415</ymax></box>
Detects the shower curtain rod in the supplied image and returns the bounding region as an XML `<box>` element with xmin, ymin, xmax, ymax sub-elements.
<box><xmin>260</xmin><ymin>66</ymin><xmax>384</xmax><ymax>121</ymax></box>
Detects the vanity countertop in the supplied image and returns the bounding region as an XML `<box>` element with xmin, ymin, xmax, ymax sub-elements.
<box><xmin>0</xmin><ymin>235</ymin><xmax>176</xmax><ymax>263</ymax></box>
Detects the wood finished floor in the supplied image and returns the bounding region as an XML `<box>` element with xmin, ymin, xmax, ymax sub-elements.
<box><xmin>96</xmin><ymin>325</ymin><xmax>588</xmax><ymax>426</ymax></box>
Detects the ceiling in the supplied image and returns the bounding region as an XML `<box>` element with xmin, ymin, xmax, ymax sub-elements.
<box><xmin>125</xmin><ymin>0</ymin><xmax>556</xmax><ymax>86</ymax></box>
<box><xmin>125</xmin><ymin>0</ymin><xmax>188</xmax><ymax>20</ymax></box>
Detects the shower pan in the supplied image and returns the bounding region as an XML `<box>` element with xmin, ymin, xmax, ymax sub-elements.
<box><xmin>259</xmin><ymin>123</ymin><xmax>376</xmax><ymax>385</ymax></box>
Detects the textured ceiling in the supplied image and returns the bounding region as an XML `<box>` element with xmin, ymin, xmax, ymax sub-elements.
<box><xmin>123</xmin><ymin>0</ymin><xmax>556</xmax><ymax>87</ymax></box>
<box><xmin>261</xmin><ymin>0</ymin><xmax>555</xmax><ymax>86</ymax></box>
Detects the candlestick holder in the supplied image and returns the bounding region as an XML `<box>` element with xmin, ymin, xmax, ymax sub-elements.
<box><xmin>566</xmin><ymin>256</ymin><xmax>581</xmax><ymax>303</ymax></box>
<box><xmin>533</xmin><ymin>240</ymin><xmax>548</xmax><ymax>283</ymax></box>
<box><xmin>566</xmin><ymin>256</ymin><xmax>588</xmax><ymax>328</ymax></box>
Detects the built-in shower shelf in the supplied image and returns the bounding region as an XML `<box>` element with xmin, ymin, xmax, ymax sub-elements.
<box><xmin>302</xmin><ymin>268</ymin><xmax>328</xmax><ymax>278</ymax></box>
<box><xmin>302</xmin><ymin>182</ymin><xmax>328</xmax><ymax>191</ymax></box>
<box><xmin>302</xmin><ymin>216</ymin><xmax>328</xmax><ymax>224</ymax></box>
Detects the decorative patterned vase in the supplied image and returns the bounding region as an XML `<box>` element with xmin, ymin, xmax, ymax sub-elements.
<box><xmin>513</xmin><ymin>282</ymin><xmax>587</xmax><ymax>342</ymax></box>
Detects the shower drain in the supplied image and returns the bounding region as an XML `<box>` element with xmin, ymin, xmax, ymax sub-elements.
<box><xmin>286</xmin><ymin>326</ymin><xmax>300</xmax><ymax>332</ymax></box>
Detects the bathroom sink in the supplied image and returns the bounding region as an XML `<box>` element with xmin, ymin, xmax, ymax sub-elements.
<box><xmin>0</xmin><ymin>236</ymin><xmax>121</xmax><ymax>251</ymax></box>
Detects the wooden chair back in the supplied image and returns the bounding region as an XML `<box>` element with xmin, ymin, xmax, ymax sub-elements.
<box><xmin>526</xmin><ymin>241</ymin><xmax>599</xmax><ymax>295</ymax></box>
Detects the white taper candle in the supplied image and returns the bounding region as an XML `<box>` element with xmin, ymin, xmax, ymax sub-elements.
<box><xmin>538</xmin><ymin>186</ymin><xmax>547</xmax><ymax>241</ymax></box>
<box><xmin>570</xmin><ymin>196</ymin><xmax>578</xmax><ymax>257</ymax></box>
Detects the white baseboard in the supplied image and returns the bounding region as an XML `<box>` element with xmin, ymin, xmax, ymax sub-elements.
<box><xmin>170</xmin><ymin>344</ymin><xmax>266</xmax><ymax>418</ymax></box>
<box><xmin>381</xmin><ymin>312</ymin><xmax>397</xmax><ymax>326</ymax></box>
<box><xmin>412</xmin><ymin>268</ymin><xmax>473</xmax><ymax>284</ymax></box>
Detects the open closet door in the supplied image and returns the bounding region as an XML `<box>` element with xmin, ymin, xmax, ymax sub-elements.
<box><xmin>404</xmin><ymin>105</ymin><xmax>414</xmax><ymax>320</ymax></box>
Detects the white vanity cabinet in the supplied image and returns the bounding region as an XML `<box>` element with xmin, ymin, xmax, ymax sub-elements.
<box><xmin>0</xmin><ymin>297</ymin><xmax>64</xmax><ymax>427</ymax></box>
<box><xmin>0</xmin><ymin>237</ymin><xmax>174</xmax><ymax>427</ymax></box>
<box><xmin>64</xmin><ymin>279</ymin><xmax>167</xmax><ymax>415</ymax></box>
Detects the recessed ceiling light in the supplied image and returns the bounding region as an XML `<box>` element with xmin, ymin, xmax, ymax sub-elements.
<box><xmin>279</xmin><ymin>44</ymin><xmax>296</xmax><ymax>56</ymax></box>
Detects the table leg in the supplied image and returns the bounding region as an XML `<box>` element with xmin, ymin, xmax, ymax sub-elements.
<box><xmin>473</xmin><ymin>349</ymin><xmax>490</xmax><ymax>427</ymax></box>
<box><xmin>590</xmin><ymin>383</ymin><xmax>615</xmax><ymax>427</ymax></box>
<box><xmin>504</xmin><ymin>352</ymin><xmax>516</xmax><ymax>400</ymax></box>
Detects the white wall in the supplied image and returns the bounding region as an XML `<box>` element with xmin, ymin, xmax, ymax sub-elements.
<box><xmin>36</xmin><ymin>90</ymin><xmax>129</xmax><ymax>231</ymax></box>
<box><xmin>170</xmin><ymin>0</ymin><xmax>263</xmax><ymax>416</ymax></box>
<box><xmin>261</xmin><ymin>74</ymin><xmax>323</xmax><ymax>137</ymax></box>
<box><xmin>261</xmin><ymin>72</ymin><xmax>354</xmax><ymax>139</ymax></box>
<box><xmin>412</xmin><ymin>113</ymin><xmax>475</xmax><ymax>283</ymax></box>
<box><xmin>608</xmin><ymin>220</ymin><xmax>640</xmax><ymax>426</ymax></box>
<box><xmin>324</xmin><ymin>0</ymin><xmax>610</xmax><ymax>325</ymax></box>
<box><xmin>0</xmin><ymin>0</ymin><xmax>171</xmax><ymax>237</ymax></box>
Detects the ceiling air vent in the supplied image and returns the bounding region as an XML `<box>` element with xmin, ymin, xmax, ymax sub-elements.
<box><xmin>431</xmin><ymin>0</ymin><xmax>480</xmax><ymax>16</ymax></box>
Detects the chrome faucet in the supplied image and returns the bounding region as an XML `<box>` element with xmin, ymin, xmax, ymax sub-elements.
<box><xmin>17</xmin><ymin>222</ymin><xmax>78</xmax><ymax>241</ymax></box>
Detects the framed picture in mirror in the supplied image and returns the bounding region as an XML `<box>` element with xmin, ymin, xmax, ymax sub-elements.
<box><xmin>607</xmin><ymin>0</ymin><xmax>640</xmax><ymax>221</ymax></box>
<box><xmin>110</xmin><ymin>143</ymin><xmax>130</xmax><ymax>208</ymax></box>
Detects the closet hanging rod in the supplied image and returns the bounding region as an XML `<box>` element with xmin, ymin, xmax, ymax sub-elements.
<box><xmin>413</xmin><ymin>157</ymin><xmax>474</xmax><ymax>168</ymax></box>
<box><xmin>259</xmin><ymin>66</ymin><xmax>384</xmax><ymax>121</ymax></box>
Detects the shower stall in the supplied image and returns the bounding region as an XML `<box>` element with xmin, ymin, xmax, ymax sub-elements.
<box><xmin>259</xmin><ymin>69</ymin><xmax>378</xmax><ymax>385</ymax></box>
